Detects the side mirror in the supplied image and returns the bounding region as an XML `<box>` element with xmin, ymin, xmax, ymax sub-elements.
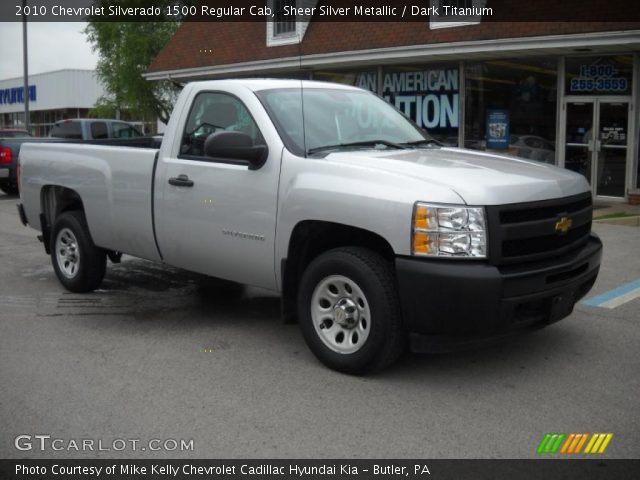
<box><xmin>204</xmin><ymin>131</ymin><xmax>268</xmax><ymax>170</ymax></box>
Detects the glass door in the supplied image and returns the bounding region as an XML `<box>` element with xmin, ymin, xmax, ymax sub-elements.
<box><xmin>565</xmin><ymin>102</ymin><xmax>594</xmax><ymax>183</ymax></box>
<box><xmin>565</xmin><ymin>99</ymin><xmax>629</xmax><ymax>198</ymax></box>
<box><xmin>596</xmin><ymin>102</ymin><xmax>628</xmax><ymax>197</ymax></box>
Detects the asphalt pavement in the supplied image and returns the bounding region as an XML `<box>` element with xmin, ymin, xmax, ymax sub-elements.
<box><xmin>0</xmin><ymin>192</ymin><xmax>638</xmax><ymax>459</ymax></box>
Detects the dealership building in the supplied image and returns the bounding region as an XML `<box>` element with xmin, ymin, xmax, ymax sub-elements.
<box><xmin>145</xmin><ymin>0</ymin><xmax>640</xmax><ymax>202</ymax></box>
<box><xmin>0</xmin><ymin>69</ymin><xmax>105</xmax><ymax>137</ymax></box>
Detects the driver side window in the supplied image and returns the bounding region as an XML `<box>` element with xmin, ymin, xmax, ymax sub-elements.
<box><xmin>180</xmin><ymin>92</ymin><xmax>263</xmax><ymax>158</ymax></box>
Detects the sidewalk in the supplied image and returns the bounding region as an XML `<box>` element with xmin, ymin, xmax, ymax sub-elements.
<box><xmin>593</xmin><ymin>200</ymin><xmax>640</xmax><ymax>226</ymax></box>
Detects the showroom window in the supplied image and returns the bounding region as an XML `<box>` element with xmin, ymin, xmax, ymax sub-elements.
<box><xmin>314</xmin><ymin>66</ymin><xmax>460</xmax><ymax>145</ymax></box>
<box><xmin>464</xmin><ymin>58</ymin><xmax>558</xmax><ymax>164</ymax></box>
<box><xmin>382</xmin><ymin>64</ymin><xmax>460</xmax><ymax>145</ymax></box>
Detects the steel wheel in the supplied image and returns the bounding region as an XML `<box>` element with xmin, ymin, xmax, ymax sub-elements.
<box><xmin>298</xmin><ymin>247</ymin><xmax>406</xmax><ymax>373</ymax></box>
<box><xmin>55</xmin><ymin>227</ymin><xmax>81</xmax><ymax>279</ymax></box>
<box><xmin>311</xmin><ymin>274</ymin><xmax>371</xmax><ymax>354</ymax></box>
<box><xmin>50</xmin><ymin>211</ymin><xmax>106</xmax><ymax>293</ymax></box>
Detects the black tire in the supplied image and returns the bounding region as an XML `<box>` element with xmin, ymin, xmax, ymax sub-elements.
<box><xmin>50</xmin><ymin>210</ymin><xmax>106</xmax><ymax>293</ymax></box>
<box><xmin>297</xmin><ymin>247</ymin><xmax>406</xmax><ymax>374</ymax></box>
<box><xmin>0</xmin><ymin>181</ymin><xmax>19</xmax><ymax>195</ymax></box>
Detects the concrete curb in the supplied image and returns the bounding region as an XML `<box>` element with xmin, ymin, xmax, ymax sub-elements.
<box><xmin>593</xmin><ymin>216</ymin><xmax>640</xmax><ymax>227</ymax></box>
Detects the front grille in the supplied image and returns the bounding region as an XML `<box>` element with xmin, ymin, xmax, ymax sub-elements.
<box><xmin>486</xmin><ymin>193</ymin><xmax>593</xmax><ymax>266</ymax></box>
<box><xmin>499</xmin><ymin>197</ymin><xmax>592</xmax><ymax>224</ymax></box>
<box><xmin>502</xmin><ymin>223</ymin><xmax>591</xmax><ymax>257</ymax></box>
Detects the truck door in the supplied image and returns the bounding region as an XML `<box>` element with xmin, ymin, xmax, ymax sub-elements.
<box><xmin>154</xmin><ymin>90</ymin><xmax>280</xmax><ymax>290</ymax></box>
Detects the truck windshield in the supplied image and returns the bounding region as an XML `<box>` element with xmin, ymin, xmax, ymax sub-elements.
<box><xmin>255</xmin><ymin>87</ymin><xmax>435</xmax><ymax>157</ymax></box>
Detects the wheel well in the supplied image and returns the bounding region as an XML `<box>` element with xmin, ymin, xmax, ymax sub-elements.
<box><xmin>281</xmin><ymin>220</ymin><xmax>395</xmax><ymax>322</ymax></box>
<box><xmin>40</xmin><ymin>186</ymin><xmax>85</xmax><ymax>253</ymax></box>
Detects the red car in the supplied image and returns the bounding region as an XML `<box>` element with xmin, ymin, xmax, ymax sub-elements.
<box><xmin>0</xmin><ymin>129</ymin><xmax>32</xmax><ymax>194</ymax></box>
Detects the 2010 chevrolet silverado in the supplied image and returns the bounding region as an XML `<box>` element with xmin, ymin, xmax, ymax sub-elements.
<box><xmin>17</xmin><ymin>79</ymin><xmax>602</xmax><ymax>373</ymax></box>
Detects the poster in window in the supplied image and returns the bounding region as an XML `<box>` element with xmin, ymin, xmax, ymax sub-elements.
<box><xmin>486</xmin><ymin>109</ymin><xmax>510</xmax><ymax>149</ymax></box>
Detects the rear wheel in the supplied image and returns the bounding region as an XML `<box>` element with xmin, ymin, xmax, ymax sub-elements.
<box><xmin>50</xmin><ymin>211</ymin><xmax>106</xmax><ymax>292</ymax></box>
<box><xmin>297</xmin><ymin>247</ymin><xmax>406</xmax><ymax>374</ymax></box>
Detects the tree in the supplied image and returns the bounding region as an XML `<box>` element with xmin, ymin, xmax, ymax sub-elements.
<box><xmin>85</xmin><ymin>6</ymin><xmax>181</xmax><ymax>124</ymax></box>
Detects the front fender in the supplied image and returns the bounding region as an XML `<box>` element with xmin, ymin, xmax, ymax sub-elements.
<box><xmin>274</xmin><ymin>151</ymin><xmax>463</xmax><ymax>287</ymax></box>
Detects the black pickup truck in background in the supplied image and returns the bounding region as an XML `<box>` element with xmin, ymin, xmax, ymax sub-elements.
<box><xmin>0</xmin><ymin>120</ymin><xmax>148</xmax><ymax>195</ymax></box>
<box><xmin>0</xmin><ymin>129</ymin><xmax>31</xmax><ymax>138</ymax></box>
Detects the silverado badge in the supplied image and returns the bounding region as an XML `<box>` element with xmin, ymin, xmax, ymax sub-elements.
<box><xmin>555</xmin><ymin>216</ymin><xmax>572</xmax><ymax>235</ymax></box>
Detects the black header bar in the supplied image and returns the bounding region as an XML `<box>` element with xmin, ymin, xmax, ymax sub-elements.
<box><xmin>2</xmin><ymin>0</ymin><xmax>640</xmax><ymax>22</ymax></box>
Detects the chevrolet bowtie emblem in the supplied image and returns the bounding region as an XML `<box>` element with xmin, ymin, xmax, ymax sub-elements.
<box><xmin>555</xmin><ymin>216</ymin><xmax>572</xmax><ymax>235</ymax></box>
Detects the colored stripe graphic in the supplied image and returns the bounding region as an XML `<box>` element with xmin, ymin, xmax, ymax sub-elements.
<box><xmin>568</xmin><ymin>434</ymin><xmax>581</xmax><ymax>453</ymax></box>
<box><xmin>539</xmin><ymin>433</ymin><xmax>613</xmax><ymax>454</ymax></box>
<box><xmin>584</xmin><ymin>434</ymin><xmax>598</xmax><ymax>453</ymax></box>
<box><xmin>537</xmin><ymin>433</ymin><xmax>565</xmax><ymax>454</ymax></box>
<box><xmin>575</xmin><ymin>433</ymin><xmax>589</xmax><ymax>453</ymax></box>
<box><xmin>582</xmin><ymin>278</ymin><xmax>640</xmax><ymax>309</ymax></box>
<box><xmin>560</xmin><ymin>433</ymin><xmax>575</xmax><ymax>453</ymax></box>
<box><xmin>537</xmin><ymin>434</ymin><xmax>552</xmax><ymax>453</ymax></box>
<box><xmin>585</xmin><ymin>433</ymin><xmax>614</xmax><ymax>454</ymax></box>
<box><xmin>550</xmin><ymin>434</ymin><xmax>565</xmax><ymax>453</ymax></box>
<box><xmin>598</xmin><ymin>434</ymin><xmax>614</xmax><ymax>453</ymax></box>
<box><xmin>565</xmin><ymin>433</ymin><xmax>583</xmax><ymax>453</ymax></box>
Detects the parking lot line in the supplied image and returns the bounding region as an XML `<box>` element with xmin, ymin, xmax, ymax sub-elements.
<box><xmin>581</xmin><ymin>278</ymin><xmax>640</xmax><ymax>309</ymax></box>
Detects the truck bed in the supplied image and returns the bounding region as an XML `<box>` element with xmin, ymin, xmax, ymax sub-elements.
<box><xmin>20</xmin><ymin>142</ymin><xmax>162</xmax><ymax>262</ymax></box>
<box><xmin>2</xmin><ymin>136</ymin><xmax>161</xmax><ymax>194</ymax></box>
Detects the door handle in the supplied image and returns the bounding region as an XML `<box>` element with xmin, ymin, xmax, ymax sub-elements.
<box><xmin>168</xmin><ymin>174</ymin><xmax>194</xmax><ymax>187</ymax></box>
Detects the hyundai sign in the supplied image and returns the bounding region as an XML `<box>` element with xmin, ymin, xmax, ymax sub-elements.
<box><xmin>0</xmin><ymin>85</ymin><xmax>37</xmax><ymax>105</ymax></box>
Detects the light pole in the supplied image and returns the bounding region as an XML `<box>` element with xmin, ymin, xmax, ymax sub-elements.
<box><xmin>22</xmin><ymin>0</ymin><xmax>30</xmax><ymax>133</ymax></box>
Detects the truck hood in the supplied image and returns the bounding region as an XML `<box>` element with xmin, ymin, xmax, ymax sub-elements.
<box><xmin>323</xmin><ymin>146</ymin><xmax>590</xmax><ymax>205</ymax></box>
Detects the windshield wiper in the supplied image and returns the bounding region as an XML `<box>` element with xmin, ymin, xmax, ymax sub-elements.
<box><xmin>401</xmin><ymin>139</ymin><xmax>441</xmax><ymax>147</ymax></box>
<box><xmin>307</xmin><ymin>140</ymin><xmax>407</xmax><ymax>156</ymax></box>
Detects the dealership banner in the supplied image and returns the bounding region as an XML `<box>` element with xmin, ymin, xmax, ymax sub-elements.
<box><xmin>379</xmin><ymin>69</ymin><xmax>459</xmax><ymax>131</ymax></box>
<box><xmin>1</xmin><ymin>459</ymin><xmax>640</xmax><ymax>480</ymax></box>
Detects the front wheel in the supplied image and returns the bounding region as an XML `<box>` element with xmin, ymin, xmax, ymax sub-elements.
<box><xmin>50</xmin><ymin>211</ymin><xmax>106</xmax><ymax>293</ymax></box>
<box><xmin>297</xmin><ymin>247</ymin><xmax>406</xmax><ymax>374</ymax></box>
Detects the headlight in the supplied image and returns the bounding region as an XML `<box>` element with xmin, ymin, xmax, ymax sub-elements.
<box><xmin>412</xmin><ymin>203</ymin><xmax>487</xmax><ymax>258</ymax></box>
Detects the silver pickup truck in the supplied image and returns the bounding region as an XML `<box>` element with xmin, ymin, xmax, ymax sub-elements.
<box><xmin>17</xmin><ymin>79</ymin><xmax>602</xmax><ymax>373</ymax></box>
